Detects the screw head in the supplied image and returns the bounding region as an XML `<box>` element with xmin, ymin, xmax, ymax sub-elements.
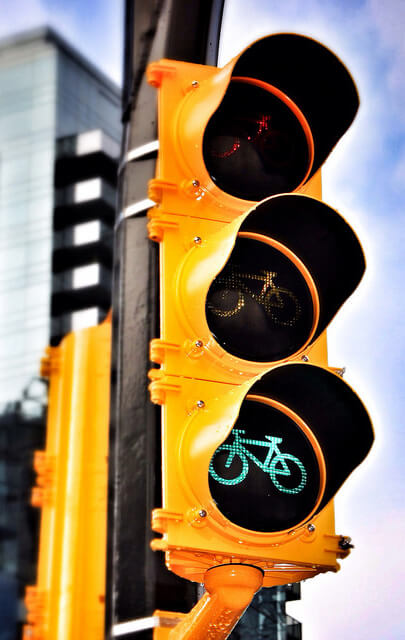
<box><xmin>191</xmin><ymin>80</ymin><xmax>199</xmax><ymax>88</ymax></box>
<box><xmin>198</xmin><ymin>509</ymin><xmax>207</xmax><ymax>518</ymax></box>
<box><xmin>339</xmin><ymin>535</ymin><xmax>354</xmax><ymax>550</ymax></box>
<box><xmin>301</xmin><ymin>354</ymin><xmax>309</xmax><ymax>362</ymax></box>
<box><xmin>307</xmin><ymin>523</ymin><xmax>316</xmax><ymax>532</ymax></box>
<box><xmin>193</xmin><ymin>236</ymin><xmax>202</xmax><ymax>245</ymax></box>
<box><xmin>192</xmin><ymin>179</ymin><xmax>200</xmax><ymax>187</ymax></box>
<box><xmin>195</xmin><ymin>340</ymin><xmax>203</xmax><ymax>348</ymax></box>
<box><xmin>196</xmin><ymin>400</ymin><xmax>205</xmax><ymax>409</ymax></box>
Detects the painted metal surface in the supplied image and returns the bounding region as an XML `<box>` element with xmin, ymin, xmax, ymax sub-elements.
<box><xmin>154</xmin><ymin>564</ymin><xmax>263</xmax><ymax>640</ymax></box>
<box><xmin>23</xmin><ymin>320</ymin><xmax>111</xmax><ymax>640</ymax></box>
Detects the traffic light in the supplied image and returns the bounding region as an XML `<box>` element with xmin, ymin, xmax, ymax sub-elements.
<box><xmin>147</xmin><ymin>33</ymin><xmax>374</xmax><ymax>588</ymax></box>
<box><xmin>147</xmin><ymin>32</ymin><xmax>359</xmax><ymax>221</ymax></box>
<box><xmin>150</xmin><ymin>194</ymin><xmax>365</xmax><ymax>382</ymax></box>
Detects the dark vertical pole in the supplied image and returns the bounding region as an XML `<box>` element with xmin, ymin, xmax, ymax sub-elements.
<box><xmin>106</xmin><ymin>1</ymin><xmax>225</xmax><ymax>637</ymax></box>
<box><xmin>229</xmin><ymin>584</ymin><xmax>302</xmax><ymax>640</ymax></box>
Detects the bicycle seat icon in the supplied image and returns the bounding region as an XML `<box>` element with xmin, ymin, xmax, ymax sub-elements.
<box><xmin>209</xmin><ymin>428</ymin><xmax>307</xmax><ymax>495</ymax></box>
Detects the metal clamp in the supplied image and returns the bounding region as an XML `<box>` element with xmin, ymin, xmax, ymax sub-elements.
<box><xmin>118</xmin><ymin>140</ymin><xmax>159</xmax><ymax>174</ymax></box>
<box><xmin>115</xmin><ymin>198</ymin><xmax>156</xmax><ymax>229</ymax></box>
<box><xmin>112</xmin><ymin>616</ymin><xmax>160</xmax><ymax>636</ymax></box>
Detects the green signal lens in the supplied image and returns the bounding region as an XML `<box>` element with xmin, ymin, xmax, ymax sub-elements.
<box><xmin>208</xmin><ymin>398</ymin><xmax>320</xmax><ymax>532</ymax></box>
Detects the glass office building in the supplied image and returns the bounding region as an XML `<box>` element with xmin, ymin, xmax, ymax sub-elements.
<box><xmin>0</xmin><ymin>27</ymin><xmax>121</xmax><ymax>637</ymax></box>
<box><xmin>0</xmin><ymin>27</ymin><xmax>121</xmax><ymax>406</ymax></box>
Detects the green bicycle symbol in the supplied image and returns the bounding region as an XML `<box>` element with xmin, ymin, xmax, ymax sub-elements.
<box><xmin>209</xmin><ymin>428</ymin><xmax>307</xmax><ymax>495</ymax></box>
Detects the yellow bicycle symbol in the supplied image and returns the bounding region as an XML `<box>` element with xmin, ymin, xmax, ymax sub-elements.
<box><xmin>207</xmin><ymin>268</ymin><xmax>302</xmax><ymax>328</ymax></box>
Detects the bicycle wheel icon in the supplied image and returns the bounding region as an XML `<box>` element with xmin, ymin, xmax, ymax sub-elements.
<box><xmin>269</xmin><ymin>453</ymin><xmax>307</xmax><ymax>494</ymax></box>
<box><xmin>209</xmin><ymin>445</ymin><xmax>249</xmax><ymax>486</ymax></box>
<box><xmin>264</xmin><ymin>288</ymin><xmax>302</xmax><ymax>327</ymax></box>
<box><xmin>207</xmin><ymin>288</ymin><xmax>245</xmax><ymax>319</ymax></box>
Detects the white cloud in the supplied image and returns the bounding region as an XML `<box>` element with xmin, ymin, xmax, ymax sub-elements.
<box><xmin>219</xmin><ymin>0</ymin><xmax>368</xmax><ymax>67</ymax></box>
<box><xmin>288</xmin><ymin>506</ymin><xmax>405</xmax><ymax>639</ymax></box>
<box><xmin>392</xmin><ymin>144</ymin><xmax>405</xmax><ymax>188</ymax></box>
<box><xmin>366</xmin><ymin>0</ymin><xmax>405</xmax><ymax>121</ymax></box>
<box><xmin>0</xmin><ymin>0</ymin><xmax>47</xmax><ymax>37</ymax></box>
<box><xmin>0</xmin><ymin>0</ymin><xmax>123</xmax><ymax>85</ymax></box>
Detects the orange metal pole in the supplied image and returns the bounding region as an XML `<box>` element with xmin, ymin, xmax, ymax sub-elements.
<box><xmin>167</xmin><ymin>564</ymin><xmax>263</xmax><ymax>640</ymax></box>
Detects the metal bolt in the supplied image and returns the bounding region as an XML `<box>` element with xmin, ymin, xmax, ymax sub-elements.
<box><xmin>193</xmin><ymin>236</ymin><xmax>202</xmax><ymax>245</ymax></box>
<box><xmin>307</xmin><ymin>523</ymin><xmax>316</xmax><ymax>533</ymax></box>
<box><xmin>192</xmin><ymin>179</ymin><xmax>200</xmax><ymax>187</ymax></box>
<box><xmin>198</xmin><ymin>509</ymin><xmax>207</xmax><ymax>518</ymax></box>
<box><xmin>192</xmin><ymin>80</ymin><xmax>199</xmax><ymax>88</ymax></box>
<box><xmin>339</xmin><ymin>535</ymin><xmax>354</xmax><ymax>550</ymax></box>
<box><xmin>301</xmin><ymin>355</ymin><xmax>309</xmax><ymax>362</ymax></box>
<box><xmin>195</xmin><ymin>340</ymin><xmax>203</xmax><ymax>348</ymax></box>
<box><xmin>337</xmin><ymin>367</ymin><xmax>346</xmax><ymax>377</ymax></box>
<box><xmin>196</xmin><ymin>400</ymin><xmax>205</xmax><ymax>409</ymax></box>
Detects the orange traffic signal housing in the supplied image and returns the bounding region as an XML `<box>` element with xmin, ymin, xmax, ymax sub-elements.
<box><xmin>147</xmin><ymin>33</ymin><xmax>373</xmax><ymax>590</ymax></box>
<box><xmin>149</xmin><ymin>364</ymin><xmax>372</xmax><ymax>586</ymax></box>
<box><xmin>150</xmin><ymin>193</ymin><xmax>365</xmax><ymax>383</ymax></box>
<box><xmin>147</xmin><ymin>33</ymin><xmax>358</xmax><ymax>222</ymax></box>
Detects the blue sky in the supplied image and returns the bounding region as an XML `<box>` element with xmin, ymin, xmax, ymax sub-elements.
<box><xmin>219</xmin><ymin>1</ymin><xmax>405</xmax><ymax>638</ymax></box>
<box><xmin>0</xmin><ymin>0</ymin><xmax>123</xmax><ymax>84</ymax></box>
<box><xmin>1</xmin><ymin>0</ymin><xmax>404</xmax><ymax>638</ymax></box>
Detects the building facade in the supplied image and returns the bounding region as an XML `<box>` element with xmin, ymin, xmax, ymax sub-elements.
<box><xmin>51</xmin><ymin>128</ymin><xmax>118</xmax><ymax>345</ymax></box>
<box><xmin>0</xmin><ymin>28</ymin><xmax>121</xmax><ymax>637</ymax></box>
<box><xmin>0</xmin><ymin>27</ymin><xmax>120</xmax><ymax>406</ymax></box>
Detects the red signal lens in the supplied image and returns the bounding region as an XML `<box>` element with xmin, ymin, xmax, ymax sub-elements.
<box><xmin>203</xmin><ymin>78</ymin><xmax>314</xmax><ymax>201</ymax></box>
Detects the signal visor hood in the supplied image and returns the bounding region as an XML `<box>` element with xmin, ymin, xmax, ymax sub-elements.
<box><xmin>230</xmin><ymin>33</ymin><xmax>359</xmax><ymax>178</ymax></box>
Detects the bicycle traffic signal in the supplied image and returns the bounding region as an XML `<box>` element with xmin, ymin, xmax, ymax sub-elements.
<box><xmin>147</xmin><ymin>32</ymin><xmax>358</xmax><ymax>221</ymax></box>
<box><xmin>147</xmin><ymin>33</ymin><xmax>374</xmax><ymax>588</ymax></box>
<box><xmin>150</xmin><ymin>193</ymin><xmax>365</xmax><ymax>382</ymax></box>
<box><xmin>206</xmin><ymin>364</ymin><xmax>372</xmax><ymax>534</ymax></box>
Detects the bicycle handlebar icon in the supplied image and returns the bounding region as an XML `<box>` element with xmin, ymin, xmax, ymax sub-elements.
<box><xmin>207</xmin><ymin>268</ymin><xmax>302</xmax><ymax>328</ymax></box>
<box><xmin>209</xmin><ymin>428</ymin><xmax>307</xmax><ymax>494</ymax></box>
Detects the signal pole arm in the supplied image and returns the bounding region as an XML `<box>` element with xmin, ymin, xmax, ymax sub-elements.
<box><xmin>162</xmin><ymin>565</ymin><xmax>263</xmax><ymax>640</ymax></box>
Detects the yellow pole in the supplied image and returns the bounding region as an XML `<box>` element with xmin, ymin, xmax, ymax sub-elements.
<box><xmin>23</xmin><ymin>319</ymin><xmax>111</xmax><ymax>640</ymax></box>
